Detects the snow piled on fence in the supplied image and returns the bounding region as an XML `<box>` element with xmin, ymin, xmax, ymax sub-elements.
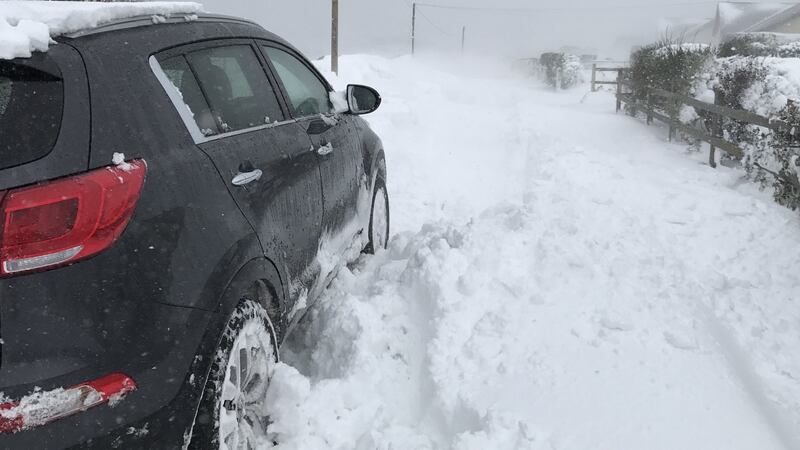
<box><xmin>261</xmin><ymin>54</ymin><xmax>800</xmax><ymax>450</ymax></box>
<box><xmin>0</xmin><ymin>1</ymin><xmax>202</xmax><ymax>59</ymax></box>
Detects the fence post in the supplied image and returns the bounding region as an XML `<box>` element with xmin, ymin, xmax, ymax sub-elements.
<box><xmin>591</xmin><ymin>64</ymin><xmax>597</xmax><ymax>92</ymax></box>
<box><xmin>615</xmin><ymin>69</ymin><xmax>622</xmax><ymax>113</ymax></box>
<box><xmin>625</xmin><ymin>70</ymin><xmax>637</xmax><ymax>117</ymax></box>
<box><xmin>709</xmin><ymin>95</ymin><xmax>722</xmax><ymax>168</ymax></box>
<box><xmin>668</xmin><ymin>97</ymin><xmax>679</xmax><ymax>142</ymax></box>
<box><xmin>709</xmin><ymin>141</ymin><xmax>717</xmax><ymax>168</ymax></box>
<box><xmin>555</xmin><ymin>68</ymin><xmax>561</xmax><ymax>92</ymax></box>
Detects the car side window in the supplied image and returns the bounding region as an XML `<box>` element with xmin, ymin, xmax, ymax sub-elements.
<box><xmin>185</xmin><ymin>45</ymin><xmax>285</xmax><ymax>134</ymax></box>
<box><xmin>263</xmin><ymin>47</ymin><xmax>332</xmax><ymax>117</ymax></box>
<box><xmin>159</xmin><ymin>55</ymin><xmax>220</xmax><ymax>136</ymax></box>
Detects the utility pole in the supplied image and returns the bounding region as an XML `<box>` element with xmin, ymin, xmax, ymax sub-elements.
<box><xmin>331</xmin><ymin>0</ymin><xmax>339</xmax><ymax>74</ymax></box>
<box><xmin>461</xmin><ymin>26</ymin><xmax>466</xmax><ymax>53</ymax></box>
<box><xmin>411</xmin><ymin>2</ymin><xmax>416</xmax><ymax>56</ymax></box>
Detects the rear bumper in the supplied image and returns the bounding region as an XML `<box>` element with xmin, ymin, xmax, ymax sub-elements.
<box><xmin>0</xmin><ymin>371</ymin><xmax>202</xmax><ymax>449</ymax></box>
<box><xmin>0</xmin><ymin>368</ymin><xmax>198</xmax><ymax>449</ymax></box>
<box><xmin>0</xmin><ymin>270</ymin><xmax>221</xmax><ymax>449</ymax></box>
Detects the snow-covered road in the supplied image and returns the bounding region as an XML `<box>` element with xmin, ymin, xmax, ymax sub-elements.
<box><xmin>264</xmin><ymin>55</ymin><xmax>800</xmax><ymax>450</ymax></box>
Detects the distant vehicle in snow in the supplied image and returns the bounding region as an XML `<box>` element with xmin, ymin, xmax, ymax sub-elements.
<box><xmin>0</xmin><ymin>9</ymin><xmax>388</xmax><ymax>449</ymax></box>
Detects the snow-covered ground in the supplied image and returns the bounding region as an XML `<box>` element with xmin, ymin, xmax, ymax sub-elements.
<box><xmin>264</xmin><ymin>55</ymin><xmax>800</xmax><ymax>450</ymax></box>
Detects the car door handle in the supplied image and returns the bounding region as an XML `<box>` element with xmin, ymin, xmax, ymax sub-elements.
<box><xmin>316</xmin><ymin>143</ymin><xmax>334</xmax><ymax>156</ymax></box>
<box><xmin>232</xmin><ymin>169</ymin><xmax>263</xmax><ymax>186</ymax></box>
<box><xmin>307</xmin><ymin>118</ymin><xmax>333</xmax><ymax>135</ymax></box>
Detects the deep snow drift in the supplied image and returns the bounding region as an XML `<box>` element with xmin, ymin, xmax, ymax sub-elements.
<box><xmin>263</xmin><ymin>55</ymin><xmax>799</xmax><ymax>449</ymax></box>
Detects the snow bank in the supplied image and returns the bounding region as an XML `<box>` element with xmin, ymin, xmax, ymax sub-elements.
<box><xmin>0</xmin><ymin>1</ymin><xmax>203</xmax><ymax>59</ymax></box>
<box><xmin>263</xmin><ymin>55</ymin><xmax>800</xmax><ymax>449</ymax></box>
<box><xmin>314</xmin><ymin>55</ymin><xmax>529</xmax><ymax>233</ymax></box>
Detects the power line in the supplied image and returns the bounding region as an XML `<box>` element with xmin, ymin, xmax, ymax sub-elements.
<box><xmin>417</xmin><ymin>8</ymin><xmax>458</xmax><ymax>36</ymax></box>
<box><xmin>399</xmin><ymin>0</ymin><xmax>458</xmax><ymax>36</ymax></box>
<box><xmin>414</xmin><ymin>1</ymin><xmax>721</xmax><ymax>14</ymax></box>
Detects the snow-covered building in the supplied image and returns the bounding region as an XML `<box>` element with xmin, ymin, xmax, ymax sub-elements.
<box><xmin>657</xmin><ymin>2</ymin><xmax>793</xmax><ymax>45</ymax></box>
<box><xmin>660</xmin><ymin>2</ymin><xmax>800</xmax><ymax>45</ymax></box>
<box><xmin>745</xmin><ymin>3</ymin><xmax>800</xmax><ymax>34</ymax></box>
<box><xmin>659</xmin><ymin>17</ymin><xmax>715</xmax><ymax>43</ymax></box>
<box><xmin>711</xmin><ymin>2</ymin><xmax>795</xmax><ymax>43</ymax></box>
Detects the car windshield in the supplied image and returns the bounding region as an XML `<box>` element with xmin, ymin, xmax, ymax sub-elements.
<box><xmin>0</xmin><ymin>55</ymin><xmax>64</xmax><ymax>170</ymax></box>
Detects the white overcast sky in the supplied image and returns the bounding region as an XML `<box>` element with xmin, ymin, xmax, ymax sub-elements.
<box><xmin>199</xmin><ymin>1</ymin><xmax>778</xmax><ymax>59</ymax></box>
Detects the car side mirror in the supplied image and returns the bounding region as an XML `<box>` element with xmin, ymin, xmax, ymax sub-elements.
<box><xmin>346</xmin><ymin>84</ymin><xmax>381</xmax><ymax>115</ymax></box>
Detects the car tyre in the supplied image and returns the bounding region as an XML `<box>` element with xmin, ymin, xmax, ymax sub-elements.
<box><xmin>190</xmin><ymin>299</ymin><xmax>279</xmax><ymax>450</ymax></box>
<box><xmin>365</xmin><ymin>176</ymin><xmax>390</xmax><ymax>254</ymax></box>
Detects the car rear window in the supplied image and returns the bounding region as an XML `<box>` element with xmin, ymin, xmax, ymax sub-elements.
<box><xmin>184</xmin><ymin>45</ymin><xmax>285</xmax><ymax>133</ymax></box>
<box><xmin>160</xmin><ymin>55</ymin><xmax>220</xmax><ymax>136</ymax></box>
<box><xmin>0</xmin><ymin>55</ymin><xmax>64</xmax><ymax>170</ymax></box>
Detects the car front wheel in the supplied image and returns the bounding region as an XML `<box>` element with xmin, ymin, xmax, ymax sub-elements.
<box><xmin>366</xmin><ymin>177</ymin><xmax>390</xmax><ymax>254</ymax></box>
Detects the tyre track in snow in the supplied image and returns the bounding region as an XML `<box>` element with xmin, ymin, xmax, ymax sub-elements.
<box><xmin>698</xmin><ymin>302</ymin><xmax>799</xmax><ymax>450</ymax></box>
<box><xmin>517</xmin><ymin>89</ymin><xmax>800</xmax><ymax>449</ymax></box>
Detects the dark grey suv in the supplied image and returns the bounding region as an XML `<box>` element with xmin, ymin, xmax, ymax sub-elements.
<box><xmin>0</xmin><ymin>13</ymin><xmax>389</xmax><ymax>449</ymax></box>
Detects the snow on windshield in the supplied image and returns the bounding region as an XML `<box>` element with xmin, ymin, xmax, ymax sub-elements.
<box><xmin>0</xmin><ymin>1</ymin><xmax>203</xmax><ymax>60</ymax></box>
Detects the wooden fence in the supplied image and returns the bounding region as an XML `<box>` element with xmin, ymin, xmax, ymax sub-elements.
<box><xmin>590</xmin><ymin>64</ymin><xmax>628</xmax><ymax>92</ymax></box>
<box><xmin>615</xmin><ymin>79</ymin><xmax>793</xmax><ymax>168</ymax></box>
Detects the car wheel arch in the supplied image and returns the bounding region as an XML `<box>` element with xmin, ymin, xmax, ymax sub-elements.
<box><xmin>184</xmin><ymin>255</ymin><xmax>285</xmax><ymax>447</ymax></box>
<box><xmin>369</xmin><ymin>149</ymin><xmax>387</xmax><ymax>191</ymax></box>
<box><xmin>215</xmin><ymin>256</ymin><xmax>287</xmax><ymax>338</ymax></box>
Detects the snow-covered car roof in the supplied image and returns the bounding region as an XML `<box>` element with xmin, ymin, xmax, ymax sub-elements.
<box><xmin>0</xmin><ymin>1</ymin><xmax>204</xmax><ymax>60</ymax></box>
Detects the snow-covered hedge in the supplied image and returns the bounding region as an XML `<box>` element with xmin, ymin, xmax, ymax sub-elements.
<box><xmin>629</xmin><ymin>40</ymin><xmax>713</xmax><ymax>115</ymax></box>
<box><xmin>697</xmin><ymin>56</ymin><xmax>800</xmax><ymax>209</ymax></box>
<box><xmin>561</xmin><ymin>54</ymin><xmax>583</xmax><ymax>89</ymax></box>
<box><xmin>719</xmin><ymin>33</ymin><xmax>800</xmax><ymax>58</ymax></box>
<box><xmin>629</xmin><ymin>36</ymin><xmax>800</xmax><ymax>210</ymax></box>
<box><xmin>540</xmin><ymin>52</ymin><xmax>583</xmax><ymax>90</ymax></box>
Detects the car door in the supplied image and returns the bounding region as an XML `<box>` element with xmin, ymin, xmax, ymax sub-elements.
<box><xmin>261</xmin><ymin>45</ymin><xmax>368</xmax><ymax>267</ymax></box>
<box><xmin>152</xmin><ymin>41</ymin><xmax>324</xmax><ymax>310</ymax></box>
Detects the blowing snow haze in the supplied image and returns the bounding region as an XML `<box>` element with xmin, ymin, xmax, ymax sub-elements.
<box><xmin>2</xmin><ymin>0</ymin><xmax>800</xmax><ymax>448</ymax></box>
<box><xmin>204</xmin><ymin>0</ymin><xmax>724</xmax><ymax>58</ymax></box>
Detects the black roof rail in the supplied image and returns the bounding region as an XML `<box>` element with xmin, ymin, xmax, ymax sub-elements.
<box><xmin>63</xmin><ymin>13</ymin><xmax>261</xmax><ymax>38</ymax></box>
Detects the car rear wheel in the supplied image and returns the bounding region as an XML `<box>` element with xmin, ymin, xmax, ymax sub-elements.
<box><xmin>366</xmin><ymin>177</ymin><xmax>390</xmax><ymax>254</ymax></box>
<box><xmin>191</xmin><ymin>299</ymin><xmax>278</xmax><ymax>450</ymax></box>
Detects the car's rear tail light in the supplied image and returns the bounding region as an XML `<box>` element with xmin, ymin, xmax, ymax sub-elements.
<box><xmin>0</xmin><ymin>160</ymin><xmax>146</xmax><ymax>276</ymax></box>
<box><xmin>0</xmin><ymin>373</ymin><xmax>137</xmax><ymax>434</ymax></box>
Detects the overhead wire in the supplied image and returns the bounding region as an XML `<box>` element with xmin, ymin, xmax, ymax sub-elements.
<box><xmin>413</xmin><ymin>1</ymin><xmax>722</xmax><ymax>13</ymax></box>
<box><xmin>417</xmin><ymin>8</ymin><xmax>458</xmax><ymax>36</ymax></box>
<box><xmin>400</xmin><ymin>0</ymin><xmax>730</xmax><ymax>49</ymax></box>
<box><xmin>404</xmin><ymin>1</ymin><xmax>725</xmax><ymax>35</ymax></box>
<box><xmin>398</xmin><ymin>0</ymin><xmax>458</xmax><ymax>36</ymax></box>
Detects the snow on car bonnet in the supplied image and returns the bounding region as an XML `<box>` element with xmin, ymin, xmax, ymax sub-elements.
<box><xmin>0</xmin><ymin>1</ymin><xmax>203</xmax><ymax>60</ymax></box>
